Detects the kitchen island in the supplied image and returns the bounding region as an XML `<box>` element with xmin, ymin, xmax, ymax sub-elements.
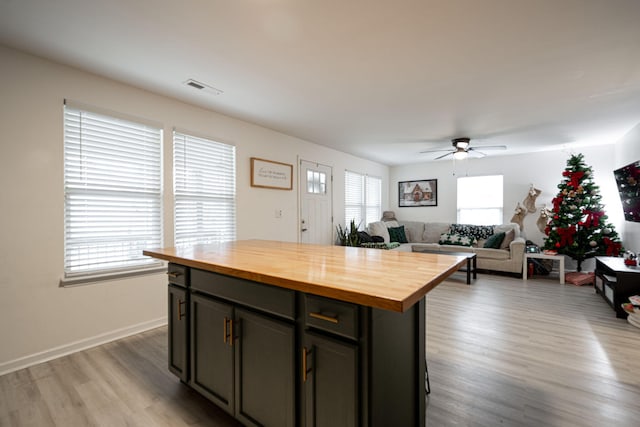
<box><xmin>144</xmin><ymin>240</ymin><xmax>466</xmax><ymax>427</ymax></box>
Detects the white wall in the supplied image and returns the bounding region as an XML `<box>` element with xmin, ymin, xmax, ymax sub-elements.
<box><xmin>614</xmin><ymin>123</ymin><xmax>640</xmax><ymax>253</ymax></box>
<box><xmin>0</xmin><ymin>45</ymin><xmax>388</xmax><ymax>373</ymax></box>
<box><xmin>389</xmin><ymin>145</ymin><xmax>623</xmax><ymax>270</ymax></box>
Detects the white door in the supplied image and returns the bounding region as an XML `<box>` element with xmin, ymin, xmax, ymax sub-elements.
<box><xmin>299</xmin><ymin>160</ymin><xmax>333</xmax><ymax>245</ymax></box>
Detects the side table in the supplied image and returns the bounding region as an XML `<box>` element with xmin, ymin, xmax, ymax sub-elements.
<box><xmin>523</xmin><ymin>252</ymin><xmax>565</xmax><ymax>284</ymax></box>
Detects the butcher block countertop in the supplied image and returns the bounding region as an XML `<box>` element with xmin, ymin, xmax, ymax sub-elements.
<box><xmin>143</xmin><ymin>240</ymin><xmax>466</xmax><ymax>313</ymax></box>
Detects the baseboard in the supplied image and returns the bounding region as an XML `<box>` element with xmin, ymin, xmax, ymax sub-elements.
<box><xmin>0</xmin><ymin>317</ymin><xmax>168</xmax><ymax>376</ymax></box>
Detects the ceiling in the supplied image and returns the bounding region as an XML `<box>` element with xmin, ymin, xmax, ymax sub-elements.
<box><xmin>1</xmin><ymin>0</ymin><xmax>640</xmax><ymax>166</ymax></box>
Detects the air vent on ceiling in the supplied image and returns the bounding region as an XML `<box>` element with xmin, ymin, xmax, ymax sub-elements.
<box><xmin>183</xmin><ymin>79</ymin><xmax>223</xmax><ymax>96</ymax></box>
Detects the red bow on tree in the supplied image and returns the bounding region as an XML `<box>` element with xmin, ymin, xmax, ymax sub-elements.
<box><xmin>557</xmin><ymin>225</ymin><xmax>576</xmax><ymax>246</ymax></box>
<box><xmin>552</xmin><ymin>195</ymin><xmax>563</xmax><ymax>211</ymax></box>
<box><xmin>582</xmin><ymin>209</ymin><xmax>604</xmax><ymax>227</ymax></box>
<box><xmin>568</xmin><ymin>171</ymin><xmax>584</xmax><ymax>188</ymax></box>
<box><xmin>603</xmin><ymin>237</ymin><xmax>622</xmax><ymax>256</ymax></box>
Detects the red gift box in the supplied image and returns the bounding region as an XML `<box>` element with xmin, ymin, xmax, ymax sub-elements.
<box><xmin>565</xmin><ymin>271</ymin><xmax>595</xmax><ymax>286</ymax></box>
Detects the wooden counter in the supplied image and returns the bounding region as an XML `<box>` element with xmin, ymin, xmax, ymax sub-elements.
<box><xmin>143</xmin><ymin>239</ymin><xmax>466</xmax><ymax>312</ymax></box>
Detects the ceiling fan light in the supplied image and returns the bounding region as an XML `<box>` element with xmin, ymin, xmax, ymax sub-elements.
<box><xmin>453</xmin><ymin>150</ymin><xmax>468</xmax><ymax>160</ymax></box>
<box><xmin>452</xmin><ymin>137</ymin><xmax>470</xmax><ymax>150</ymax></box>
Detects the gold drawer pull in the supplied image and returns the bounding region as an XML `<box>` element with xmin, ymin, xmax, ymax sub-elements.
<box><xmin>302</xmin><ymin>347</ymin><xmax>311</xmax><ymax>382</ymax></box>
<box><xmin>166</xmin><ymin>271</ymin><xmax>182</xmax><ymax>278</ymax></box>
<box><xmin>178</xmin><ymin>299</ymin><xmax>186</xmax><ymax>320</ymax></box>
<box><xmin>309</xmin><ymin>312</ymin><xmax>339</xmax><ymax>324</ymax></box>
<box><xmin>223</xmin><ymin>317</ymin><xmax>234</xmax><ymax>346</ymax></box>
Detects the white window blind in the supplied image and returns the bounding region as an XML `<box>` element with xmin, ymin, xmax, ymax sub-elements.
<box><xmin>63</xmin><ymin>104</ymin><xmax>162</xmax><ymax>277</ymax></box>
<box><xmin>345</xmin><ymin>171</ymin><xmax>364</xmax><ymax>227</ymax></box>
<box><xmin>173</xmin><ymin>131</ymin><xmax>236</xmax><ymax>247</ymax></box>
<box><xmin>457</xmin><ymin>175</ymin><xmax>504</xmax><ymax>225</ymax></box>
<box><xmin>344</xmin><ymin>171</ymin><xmax>381</xmax><ymax>229</ymax></box>
<box><xmin>365</xmin><ymin>175</ymin><xmax>382</xmax><ymax>226</ymax></box>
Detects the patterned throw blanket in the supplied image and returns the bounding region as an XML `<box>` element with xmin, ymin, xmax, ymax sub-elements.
<box><xmin>359</xmin><ymin>242</ymin><xmax>401</xmax><ymax>250</ymax></box>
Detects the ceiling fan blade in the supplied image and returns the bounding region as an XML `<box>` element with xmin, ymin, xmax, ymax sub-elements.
<box><xmin>433</xmin><ymin>151</ymin><xmax>453</xmax><ymax>160</ymax></box>
<box><xmin>470</xmin><ymin>150</ymin><xmax>487</xmax><ymax>158</ymax></box>
<box><xmin>419</xmin><ymin>148</ymin><xmax>452</xmax><ymax>153</ymax></box>
<box><xmin>469</xmin><ymin>145</ymin><xmax>507</xmax><ymax>151</ymax></box>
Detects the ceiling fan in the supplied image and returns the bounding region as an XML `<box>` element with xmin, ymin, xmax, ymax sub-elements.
<box><xmin>420</xmin><ymin>137</ymin><xmax>507</xmax><ymax>160</ymax></box>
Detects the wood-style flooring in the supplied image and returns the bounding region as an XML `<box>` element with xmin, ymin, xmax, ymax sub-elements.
<box><xmin>425</xmin><ymin>274</ymin><xmax>640</xmax><ymax>426</ymax></box>
<box><xmin>1</xmin><ymin>274</ymin><xmax>639</xmax><ymax>426</ymax></box>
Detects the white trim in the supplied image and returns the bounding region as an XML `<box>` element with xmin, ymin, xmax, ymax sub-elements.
<box><xmin>0</xmin><ymin>317</ymin><xmax>167</xmax><ymax>376</ymax></box>
<box><xmin>60</xmin><ymin>264</ymin><xmax>166</xmax><ymax>287</ymax></box>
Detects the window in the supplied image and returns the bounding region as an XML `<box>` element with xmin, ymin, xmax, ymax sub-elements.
<box><xmin>457</xmin><ymin>175</ymin><xmax>503</xmax><ymax>225</ymax></box>
<box><xmin>344</xmin><ymin>171</ymin><xmax>381</xmax><ymax>228</ymax></box>
<box><xmin>174</xmin><ymin>131</ymin><xmax>236</xmax><ymax>246</ymax></box>
<box><xmin>306</xmin><ymin>169</ymin><xmax>327</xmax><ymax>194</ymax></box>
<box><xmin>63</xmin><ymin>103</ymin><xmax>162</xmax><ymax>278</ymax></box>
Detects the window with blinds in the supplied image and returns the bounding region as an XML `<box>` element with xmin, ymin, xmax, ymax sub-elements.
<box><xmin>344</xmin><ymin>171</ymin><xmax>381</xmax><ymax>229</ymax></box>
<box><xmin>63</xmin><ymin>103</ymin><xmax>162</xmax><ymax>277</ymax></box>
<box><xmin>457</xmin><ymin>175</ymin><xmax>504</xmax><ymax>225</ymax></box>
<box><xmin>173</xmin><ymin>131</ymin><xmax>236</xmax><ymax>247</ymax></box>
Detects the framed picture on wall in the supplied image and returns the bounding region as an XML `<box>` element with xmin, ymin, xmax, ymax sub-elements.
<box><xmin>398</xmin><ymin>179</ymin><xmax>438</xmax><ymax>207</ymax></box>
<box><xmin>250</xmin><ymin>157</ymin><xmax>293</xmax><ymax>190</ymax></box>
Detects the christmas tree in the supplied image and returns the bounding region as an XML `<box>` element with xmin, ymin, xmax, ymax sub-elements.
<box><xmin>543</xmin><ymin>153</ymin><xmax>623</xmax><ymax>271</ymax></box>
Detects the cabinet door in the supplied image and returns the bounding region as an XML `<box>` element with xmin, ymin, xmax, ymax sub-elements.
<box><xmin>303</xmin><ymin>331</ymin><xmax>358</xmax><ymax>427</ymax></box>
<box><xmin>190</xmin><ymin>293</ymin><xmax>235</xmax><ymax>414</ymax></box>
<box><xmin>168</xmin><ymin>284</ymin><xmax>188</xmax><ymax>382</ymax></box>
<box><xmin>234</xmin><ymin>308</ymin><xmax>295</xmax><ymax>427</ymax></box>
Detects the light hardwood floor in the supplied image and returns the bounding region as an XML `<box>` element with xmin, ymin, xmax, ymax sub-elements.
<box><xmin>2</xmin><ymin>274</ymin><xmax>639</xmax><ymax>426</ymax></box>
<box><xmin>425</xmin><ymin>274</ymin><xmax>640</xmax><ymax>426</ymax></box>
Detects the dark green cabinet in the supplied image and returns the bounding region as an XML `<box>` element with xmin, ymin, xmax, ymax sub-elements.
<box><xmin>303</xmin><ymin>331</ymin><xmax>358</xmax><ymax>427</ymax></box>
<box><xmin>190</xmin><ymin>292</ymin><xmax>295</xmax><ymax>427</ymax></box>
<box><xmin>235</xmin><ymin>308</ymin><xmax>295</xmax><ymax>427</ymax></box>
<box><xmin>190</xmin><ymin>293</ymin><xmax>234</xmax><ymax>412</ymax></box>
<box><xmin>168</xmin><ymin>284</ymin><xmax>188</xmax><ymax>382</ymax></box>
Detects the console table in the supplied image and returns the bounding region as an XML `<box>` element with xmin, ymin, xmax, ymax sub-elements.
<box><xmin>594</xmin><ymin>256</ymin><xmax>640</xmax><ymax>318</ymax></box>
<box><xmin>144</xmin><ymin>240</ymin><xmax>466</xmax><ymax>427</ymax></box>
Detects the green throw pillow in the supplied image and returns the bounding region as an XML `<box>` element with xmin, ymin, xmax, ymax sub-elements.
<box><xmin>483</xmin><ymin>232</ymin><xmax>506</xmax><ymax>249</ymax></box>
<box><xmin>438</xmin><ymin>233</ymin><xmax>477</xmax><ymax>247</ymax></box>
<box><xmin>388</xmin><ymin>226</ymin><xmax>408</xmax><ymax>243</ymax></box>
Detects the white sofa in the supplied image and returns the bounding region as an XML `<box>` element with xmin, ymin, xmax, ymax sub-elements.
<box><xmin>367</xmin><ymin>220</ymin><xmax>525</xmax><ymax>274</ymax></box>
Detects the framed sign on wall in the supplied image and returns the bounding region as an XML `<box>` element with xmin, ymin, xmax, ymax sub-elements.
<box><xmin>250</xmin><ymin>157</ymin><xmax>293</xmax><ymax>190</ymax></box>
<box><xmin>398</xmin><ymin>179</ymin><xmax>438</xmax><ymax>207</ymax></box>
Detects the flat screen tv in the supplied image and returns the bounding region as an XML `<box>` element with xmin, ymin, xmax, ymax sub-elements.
<box><xmin>613</xmin><ymin>160</ymin><xmax>640</xmax><ymax>222</ymax></box>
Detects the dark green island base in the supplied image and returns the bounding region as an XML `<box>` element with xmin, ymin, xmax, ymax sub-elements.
<box><xmin>167</xmin><ymin>263</ymin><xmax>426</xmax><ymax>427</ymax></box>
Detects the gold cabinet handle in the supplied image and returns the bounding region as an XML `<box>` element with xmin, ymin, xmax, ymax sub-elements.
<box><xmin>309</xmin><ymin>312</ymin><xmax>339</xmax><ymax>324</ymax></box>
<box><xmin>178</xmin><ymin>300</ymin><xmax>186</xmax><ymax>320</ymax></box>
<box><xmin>302</xmin><ymin>347</ymin><xmax>311</xmax><ymax>383</ymax></box>
<box><xmin>166</xmin><ymin>271</ymin><xmax>182</xmax><ymax>278</ymax></box>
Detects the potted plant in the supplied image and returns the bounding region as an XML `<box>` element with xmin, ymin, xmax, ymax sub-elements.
<box><xmin>336</xmin><ymin>219</ymin><xmax>361</xmax><ymax>246</ymax></box>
